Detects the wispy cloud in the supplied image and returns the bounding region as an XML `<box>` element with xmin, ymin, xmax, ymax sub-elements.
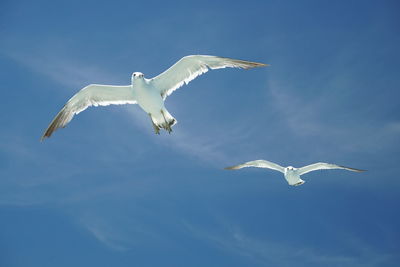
<box><xmin>267</xmin><ymin>80</ymin><xmax>324</xmax><ymax>137</ymax></box>
<box><xmin>267</xmin><ymin>74</ymin><xmax>400</xmax><ymax>156</ymax></box>
<box><xmin>184</xmin><ymin>220</ymin><xmax>396</xmax><ymax>267</ymax></box>
<box><xmin>79</xmin><ymin>215</ymin><xmax>132</xmax><ymax>251</ymax></box>
<box><xmin>3</xmin><ymin>50</ymin><xmax>123</xmax><ymax>89</ymax></box>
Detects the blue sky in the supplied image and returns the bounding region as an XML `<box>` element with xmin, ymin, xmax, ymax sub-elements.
<box><xmin>1</xmin><ymin>0</ymin><xmax>399</xmax><ymax>266</ymax></box>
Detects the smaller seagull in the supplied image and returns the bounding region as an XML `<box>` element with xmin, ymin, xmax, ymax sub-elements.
<box><xmin>225</xmin><ymin>160</ymin><xmax>365</xmax><ymax>186</ymax></box>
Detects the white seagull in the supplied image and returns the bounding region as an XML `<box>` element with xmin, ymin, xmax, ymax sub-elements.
<box><xmin>225</xmin><ymin>160</ymin><xmax>365</xmax><ymax>186</ymax></box>
<box><xmin>41</xmin><ymin>55</ymin><xmax>267</xmax><ymax>140</ymax></box>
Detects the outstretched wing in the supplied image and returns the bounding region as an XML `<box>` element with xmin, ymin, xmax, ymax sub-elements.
<box><xmin>225</xmin><ymin>159</ymin><xmax>285</xmax><ymax>173</ymax></box>
<box><xmin>41</xmin><ymin>84</ymin><xmax>136</xmax><ymax>141</ymax></box>
<box><xmin>298</xmin><ymin>162</ymin><xmax>365</xmax><ymax>175</ymax></box>
<box><xmin>150</xmin><ymin>55</ymin><xmax>267</xmax><ymax>99</ymax></box>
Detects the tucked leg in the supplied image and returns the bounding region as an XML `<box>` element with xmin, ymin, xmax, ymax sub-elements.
<box><xmin>160</xmin><ymin>110</ymin><xmax>173</xmax><ymax>134</ymax></box>
<box><xmin>149</xmin><ymin>114</ymin><xmax>160</xmax><ymax>134</ymax></box>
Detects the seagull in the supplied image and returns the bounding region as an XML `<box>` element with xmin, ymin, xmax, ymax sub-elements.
<box><xmin>41</xmin><ymin>55</ymin><xmax>267</xmax><ymax>141</ymax></box>
<box><xmin>225</xmin><ymin>160</ymin><xmax>365</xmax><ymax>186</ymax></box>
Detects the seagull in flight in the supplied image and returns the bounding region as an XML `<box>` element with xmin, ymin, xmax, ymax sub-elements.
<box><xmin>41</xmin><ymin>55</ymin><xmax>267</xmax><ymax>141</ymax></box>
<box><xmin>225</xmin><ymin>160</ymin><xmax>365</xmax><ymax>186</ymax></box>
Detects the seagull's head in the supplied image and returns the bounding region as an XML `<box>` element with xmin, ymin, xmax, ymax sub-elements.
<box><xmin>284</xmin><ymin>166</ymin><xmax>296</xmax><ymax>175</ymax></box>
<box><xmin>132</xmin><ymin>72</ymin><xmax>144</xmax><ymax>81</ymax></box>
<box><xmin>286</xmin><ymin>166</ymin><xmax>295</xmax><ymax>171</ymax></box>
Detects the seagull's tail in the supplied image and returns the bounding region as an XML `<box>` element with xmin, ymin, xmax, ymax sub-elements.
<box><xmin>151</xmin><ymin>109</ymin><xmax>177</xmax><ymax>133</ymax></box>
<box><xmin>292</xmin><ymin>180</ymin><xmax>305</xmax><ymax>186</ymax></box>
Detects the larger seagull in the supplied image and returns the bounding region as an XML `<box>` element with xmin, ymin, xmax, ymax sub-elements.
<box><xmin>41</xmin><ymin>55</ymin><xmax>267</xmax><ymax>140</ymax></box>
<box><xmin>225</xmin><ymin>160</ymin><xmax>365</xmax><ymax>186</ymax></box>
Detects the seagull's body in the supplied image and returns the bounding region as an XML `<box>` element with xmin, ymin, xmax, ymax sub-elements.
<box><xmin>132</xmin><ymin>73</ymin><xmax>176</xmax><ymax>133</ymax></box>
<box><xmin>41</xmin><ymin>55</ymin><xmax>267</xmax><ymax>140</ymax></box>
<box><xmin>225</xmin><ymin>160</ymin><xmax>365</xmax><ymax>186</ymax></box>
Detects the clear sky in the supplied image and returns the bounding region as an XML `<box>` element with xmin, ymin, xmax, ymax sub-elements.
<box><xmin>1</xmin><ymin>0</ymin><xmax>399</xmax><ymax>266</ymax></box>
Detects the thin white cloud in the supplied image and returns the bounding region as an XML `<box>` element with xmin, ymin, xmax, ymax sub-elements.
<box><xmin>4</xmin><ymin>50</ymin><xmax>123</xmax><ymax>89</ymax></box>
<box><xmin>267</xmin><ymin>81</ymin><xmax>323</xmax><ymax>136</ymax></box>
<box><xmin>183</xmin><ymin>220</ymin><xmax>395</xmax><ymax>267</ymax></box>
<box><xmin>267</xmin><ymin>75</ymin><xmax>400</xmax><ymax>156</ymax></box>
<box><xmin>79</xmin><ymin>216</ymin><xmax>131</xmax><ymax>251</ymax></box>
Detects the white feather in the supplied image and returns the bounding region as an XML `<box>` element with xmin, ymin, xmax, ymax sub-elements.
<box><xmin>41</xmin><ymin>84</ymin><xmax>136</xmax><ymax>140</ymax></box>
<box><xmin>150</xmin><ymin>55</ymin><xmax>267</xmax><ymax>99</ymax></box>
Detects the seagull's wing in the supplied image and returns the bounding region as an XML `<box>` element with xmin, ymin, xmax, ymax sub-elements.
<box><xmin>150</xmin><ymin>55</ymin><xmax>267</xmax><ymax>99</ymax></box>
<box><xmin>225</xmin><ymin>160</ymin><xmax>285</xmax><ymax>173</ymax></box>
<box><xmin>298</xmin><ymin>162</ymin><xmax>365</xmax><ymax>175</ymax></box>
<box><xmin>41</xmin><ymin>84</ymin><xmax>136</xmax><ymax>141</ymax></box>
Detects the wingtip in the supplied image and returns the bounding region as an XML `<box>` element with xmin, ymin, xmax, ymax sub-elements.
<box><xmin>224</xmin><ymin>166</ymin><xmax>239</xmax><ymax>170</ymax></box>
<box><xmin>40</xmin><ymin>129</ymin><xmax>51</xmax><ymax>142</ymax></box>
<box><xmin>247</xmin><ymin>62</ymin><xmax>269</xmax><ymax>69</ymax></box>
<box><xmin>354</xmin><ymin>168</ymin><xmax>367</xmax><ymax>172</ymax></box>
<box><xmin>230</xmin><ymin>58</ymin><xmax>269</xmax><ymax>69</ymax></box>
<box><xmin>340</xmin><ymin>165</ymin><xmax>366</xmax><ymax>172</ymax></box>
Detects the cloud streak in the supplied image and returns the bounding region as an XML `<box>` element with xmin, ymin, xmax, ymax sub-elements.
<box><xmin>184</xmin><ymin>220</ymin><xmax>396</xmax><ymax>267</ymax></box>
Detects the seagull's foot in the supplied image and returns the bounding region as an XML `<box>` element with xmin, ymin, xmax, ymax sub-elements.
<box><xmin>156</xmin><ymin>122</ymin><xmax>173</xmax><ymax>134</ymax></box>
<box><xmin>166</xmin><ymin>119</ymin><xmax>175</xmax><ymax>134</ymax></box>
<box><xmin>149</xmin><ymin>113</ymin><xmax>160</xmax><ymax>135</ymax></box>
<box><xmin>153</xmin><ymin>124</ymin><xmax>160</xmax><ymax>135</ymax></box>
<box><xmin>169</xmin><ymin>118</ymin><xmax>176</xmax><ymax>126</ymax></box>
<box><xmin>160</xmin><ymin>110</ymin><xmax>174</xmax><ymax>134</ymax></box>
<box><xmin>166</xmin><ymin>124</ymin><xmax>172</xmax><ymax>134</ymax></box>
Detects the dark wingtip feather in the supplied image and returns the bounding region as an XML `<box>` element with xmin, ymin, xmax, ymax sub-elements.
<box><xmin>350</xmin><ymin>168</ymin><xmax>367</xmax><ymax>172</ymax></box>
<box><xmin>224</xmin><ymin>166</ymin><xmax>239</xmax><ymax>170</ymax></box>
<box><xmin>40</xmin><ymin>106</ymin><xmax>68</xmax><ymax>142</ymax></box>
<box><xmin>231</xmin><ymin>58</ymin><xmax>269</xmax><ymax>69</ymax></box>
<box><xmin>340</xmin><ymin>165</ymin><xmax>366</xmax><ymax>172</ymax></box>
<box><xmin>244</xmin><ymin>63</ymin><xmax>269</xmax><ymax>69</ymax></box>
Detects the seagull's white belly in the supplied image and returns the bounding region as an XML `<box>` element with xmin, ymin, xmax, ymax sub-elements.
<box><xmin>284</xmin><ymin>172</ymin><xmax>304</xmax><ymax>186</ymax></box>
<box><xmin>134</xmin><ymin>84</ymin><xmax>164</xmax><ymax>114</ymax></box>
